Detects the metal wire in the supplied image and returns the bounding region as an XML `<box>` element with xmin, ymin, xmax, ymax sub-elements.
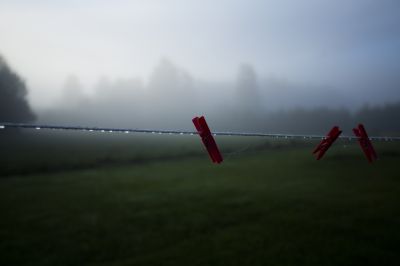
<box><xmin>1</xmin><ymin>122</ymin><xmax>400</xmax><ymax>141</ymax></box>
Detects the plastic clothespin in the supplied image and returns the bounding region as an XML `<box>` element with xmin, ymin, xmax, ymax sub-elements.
<box><xmin>192</xmin><ymin>116</ymin><xmax>223</xmax><ymax>164</ymax></box>
<box><xmin>353</xmin><ymin>124</ymin><xmax>377</xmax><ymax>163</ymax></box>
<box><xmin>313</xmin><ymin>126</ymin><xmax>342</xmax><ymax>160</ymax></box>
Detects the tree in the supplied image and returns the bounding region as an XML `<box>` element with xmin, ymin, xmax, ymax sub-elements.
<box><xmin>0</xmin><ymin>55</ymin><xmax>35</xmax><ymax>122</ymax></box>
<box><xmin>235</xmin><ymin>64</ymin><xmax>261</xmax><ymax>113</ymax></box>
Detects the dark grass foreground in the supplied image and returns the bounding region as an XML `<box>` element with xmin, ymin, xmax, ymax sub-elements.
<box><xmin>0</xmin><ymin>132</ymin><xmax>400</xmax><ymax>265</ymax></box>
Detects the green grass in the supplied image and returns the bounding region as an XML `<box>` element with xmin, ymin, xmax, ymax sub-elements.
<box><xmin>0</xmin><ymin>132</ymin><xmax>400</xmax><ymax>265</ymax></box>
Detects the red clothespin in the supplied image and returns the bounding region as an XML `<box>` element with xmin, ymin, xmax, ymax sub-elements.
<box><xmin>192</xmin><ymin>116</ymin><xmax>223</xmax><ymax>164</ymax></box>
<box><xmin>313</xmin><ymin>126</ymin><xmax>342</xmax><ymax>160</ymax></box>
<box><xmin>353</xmin><ymin>124</ymin><xmax>377</xmax><ymax>163</ymax></box>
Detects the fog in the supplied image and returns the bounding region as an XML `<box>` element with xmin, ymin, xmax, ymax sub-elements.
<box><xmin>0</xmin><ymin>0</ymin><xmax>400</xmax><ymax>133</ymax></box>
<box><xmin>36</xmin><ymin>59</ymin><xmax>400</xmax><ymax>135</ymax></box>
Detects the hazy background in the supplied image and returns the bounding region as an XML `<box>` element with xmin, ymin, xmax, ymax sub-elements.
<box><xmin>1</xmin><ymin>0</ymin><xmax>400</xmax><ymax>134</ymax></box>
<box><xmin>2</xmin><ymin>2</ymin><xmax>400</xmax><ymax>265</ymax></box>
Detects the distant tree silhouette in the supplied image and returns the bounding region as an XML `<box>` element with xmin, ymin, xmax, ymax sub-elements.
<box><xmin>235</xmin><ymin>64</ymin><xmax>261</xmax><ymax>113</ymax></box>
<box><xmin>0</xmin><ymin>55</ymin><xmax>35</xmax><ymax>122</ymax></box>
<box><xmin>355</xmin><ymin>103</ymin><xmax>400</xmax><ymax>135</ymax></box>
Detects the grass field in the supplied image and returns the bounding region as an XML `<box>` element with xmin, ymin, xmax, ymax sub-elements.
<box><xmin>1</xmin><ymin>131</ymin><xmax>400</xmax><ymax>265</ymax></box>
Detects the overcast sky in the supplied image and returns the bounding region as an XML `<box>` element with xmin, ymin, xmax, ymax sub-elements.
<box><xmin>1</xmin><ymin>0</ymin><xmax>399</xmax><ymax>108</ymax></box>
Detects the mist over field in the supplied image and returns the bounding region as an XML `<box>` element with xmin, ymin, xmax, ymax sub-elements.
<box><xmin>0</xmin><ymin>0</ymin><xmax>399</xmax><ymax>135</ymax></box>
<box><xmin>33</xmin><ymin>58</ymin><xmax>400</xmax><ymax>135</ymax></box>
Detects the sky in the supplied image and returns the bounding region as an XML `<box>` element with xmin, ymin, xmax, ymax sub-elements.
<box><xmin>0</xmin><ymin>0</ymin><xmax>399</xmax><ymax>108</ymax></box>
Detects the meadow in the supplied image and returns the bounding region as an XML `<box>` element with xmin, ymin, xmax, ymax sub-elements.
<box><xmin>0</xmin><ymin>130</ymin><xmax>399</xmax><ymax>265</ymax></box>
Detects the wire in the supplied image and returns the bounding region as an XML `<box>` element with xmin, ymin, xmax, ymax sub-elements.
<box><xmin>1</xmin><ymin>122</ymin><xmax>400</xmax><ymax>141</ymax></box>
